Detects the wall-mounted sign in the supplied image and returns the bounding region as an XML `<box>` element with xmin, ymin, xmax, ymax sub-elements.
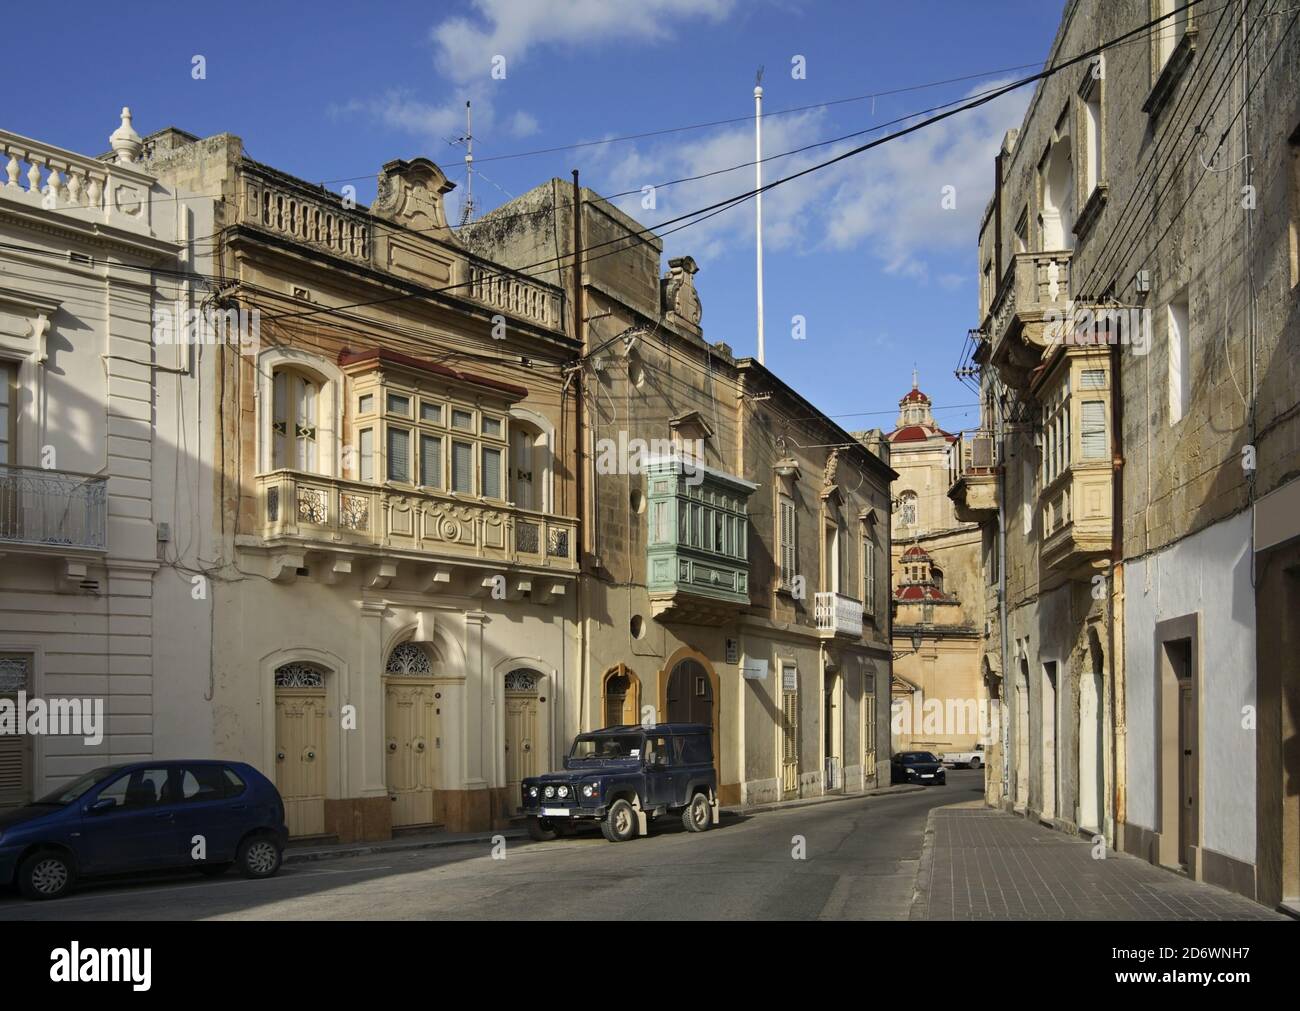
<box><xmin>726</xmin><ymin>638</ymin><xmax>739</xmax><ymax>664</ymax></box>
<box><xmin>741</xmin><ymin>657</ymin><xmax>768</xmax><ymax>680</ymax></box>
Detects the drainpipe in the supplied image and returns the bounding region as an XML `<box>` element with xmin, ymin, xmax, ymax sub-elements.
<box><xmin>1109</xmin><ymin>333</ymin><xmax>1126</xmax><ymax>846</ymax></box>
<box><xmin>571</xmin><ymin>171</ymin><xmax>589</xmax><ymax>734</ymax></box>
<box><xmin>997</xmin><ymin>392</ymin><xmax>1010</xmax><ymax>807</ymax></box>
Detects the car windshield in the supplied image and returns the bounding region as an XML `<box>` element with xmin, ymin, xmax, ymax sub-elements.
<box><xmin>570</xmin><ymin>735</ymin><xmax>643</xmax><ymax>760</ymax></box>
<box><xmin>902</xmin><ymin>752</ymin><xmax>939</xmax><ymax>764</ymax></box>
<box><xmin>33</xmin><ymin>766</ymin><xmax>122</xmax><ymax>805</ymax></box>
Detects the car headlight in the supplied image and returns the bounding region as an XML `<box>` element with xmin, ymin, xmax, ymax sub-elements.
<box><xmin>528</xmin><ymin>787</ymin><xmax>538</xmax><ymax>798</ymax></box>
<box><xmin>582</xmin><ymin>784</ymin><xmax>594</xmax><ymax>798</ymax></box>
<box><xmin>557</xmin><ymin>785</ymin><xmax>570</xmax><ymax>798</ymax></box>
<box><xmin>544</xmin><ymin>786</ymin><xmax>555</xmax><ymax>799</ymax></box>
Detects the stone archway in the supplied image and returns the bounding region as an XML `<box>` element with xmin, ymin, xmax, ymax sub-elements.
<box><xmin>659</xmin><ymin>647</ymin><xmax>720</xmax><ymax>773</ymax></box>
<box><xmin>602</xmin><ymin>664</ymin><xmax>641</xmax><ymax>728</ymax></box>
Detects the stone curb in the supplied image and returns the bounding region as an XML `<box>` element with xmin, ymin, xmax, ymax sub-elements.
<box><xmin>909</xmin><ymin>807</ymin><xmax>939</xmax><ymax>920</ymax></box>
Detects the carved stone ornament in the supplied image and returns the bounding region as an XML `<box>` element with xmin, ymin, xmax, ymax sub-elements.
<box><xmin>661</xmin><ymin>256</ymin><xmax>703</xmax><ymax>332</ymax></box>
<box><xmin>372</xmin><ymin>158</ymin><xmax>456</xmax><ymax>240</ymax></box>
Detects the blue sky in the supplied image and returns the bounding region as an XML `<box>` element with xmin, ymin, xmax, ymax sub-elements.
<box><xmin>2</xmin><ymin>0</ymin><xmax>1065</xmax><ymax>435</ymax></box>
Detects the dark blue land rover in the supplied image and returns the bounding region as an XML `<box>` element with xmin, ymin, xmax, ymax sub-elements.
<box><xmin>521</xmin><ymin>724</ymin><xmax>718</xmax><ymax>842</ymax></box>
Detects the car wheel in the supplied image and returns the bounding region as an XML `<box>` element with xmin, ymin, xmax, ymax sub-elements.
<box><xmin>526</xmin><ymin>816</ymin><xmax>557</xmax><ymax>841</ymax></box>
<box><xmin>601</xmin><ymin>799</ymin><xmax>638</xmax><ymax>842</ymax></box>
<box><xmin>17</xmin><ymin>851</ymin><xmax>74</xmax><ymax>901</ymax></box>
<box><xmin>236</xmin><ymin>834</ymin><xmax>282</xmax><ymax>879</ymax></box>
<box><xmin>198</xmin><ymin>862</ymin><xmax>232</xmax><ymax>878</ymax></box>
<box><xmin>682</xmin><ymin>793</ymin><xmax>711</xmax><ymax>833</ymax></box>
<box><xmin>969</xmin><ymin>757</ymin><xmax>982</xmax><ymax>769</ymax></box>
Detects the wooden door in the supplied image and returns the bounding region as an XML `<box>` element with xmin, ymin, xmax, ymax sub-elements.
<box><xmin>1179</xmin><ymin>679</ymin><xmax>1196</xmax><ymax>868</ymax></box>
<box><xmin>512</xmin><ymin>428</ymin><xmax>535</xmax><ymax>510</ymax></box>
<box><xmin>782</xmin><ymin>690</ymin><xmax>799</xmax><ymax>797</ymax></box>
<box><xmin>275</xmin><ymin>688</ymin><xmax>326</xmax><ymax>837</ymax></box>
<box><xmin>504</xmin><ymin>693</ymin><xmax>538</xmax><ymax>804</ymax></box>
<box><xmin>386</xmin><ymin>680</ymin><xmax>440</xmax><ymax>828</ymax></box>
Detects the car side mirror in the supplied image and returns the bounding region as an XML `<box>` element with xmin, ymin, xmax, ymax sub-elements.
<box><xmin>87</xmin><ymin>797</ymin><xmax>117</xmax><ymax>814</ymax></box>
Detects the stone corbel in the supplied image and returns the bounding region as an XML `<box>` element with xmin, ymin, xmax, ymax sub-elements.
<box><xmin>367</xmin><ymin>561</ymin><xmax>398</xmax><ymax>590</ymax></box>
<box><xmin>317</xmin><ymin>555</ymin><xmax>354</xmax><ymax>585</ymax></box>
<box><xmin>533</xmin><ymin>579</ymin><xmax>568</xmax><ymax>606</ymax></box>
<box><xmin>419</xmin><ymin>565</ymin><xmax>455</xmax><ymax>594</ymax></box>
<box><xmin>268</xmin><ymin>552</ymin><xmax>305</xmax><ymax>583</ymax></box>
<box><xmin>60</xmin><ymin>559</ymin><xmax>89</xmax><ymax>593</ymax></box>
<box><xmin>510</xmin><ymin>578</ymin><xmax>533</xmax><ymax>602</ymax></box>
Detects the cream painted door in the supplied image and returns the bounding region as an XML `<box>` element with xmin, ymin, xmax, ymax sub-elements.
<box><xmin>275</xmin><ymin>688</ymin><xmax>327</xmax><ymax>837</ymax></box>
<box><xmin>386</xmin><ymin>679</ymin><xmax>440</xmax><ymax>827</ymax></box>
<box><xmin>504</xmin><ymin>693</ymin><xmax>539</xmax><ymax>806</ymax></box>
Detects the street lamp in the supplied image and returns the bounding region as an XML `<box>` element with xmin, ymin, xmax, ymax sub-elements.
<box><xmin>892</xmin><ymin>630</ymin><xmax>924</xmax><ymax>661</ymax></box>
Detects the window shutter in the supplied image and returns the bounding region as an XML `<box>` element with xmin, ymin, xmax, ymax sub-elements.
<box><xmin>1081</xmin><ymin>401</ymin><xmax>1107</xmax><ymax>459</ymax></box>
<box><xmin>419</xmin><ymin>434</ymin><xmax>442</xmax><ymax>488</ymax></box>
<box><xmin>387</xmin><ymin>427</ymin><xmax>410</xmax><ymax>482</ymax></box>
<box><xmin>481</xmin><ymin>447</ymin><xmax>502</xmax><ymax>499</ymax></box>
<box><xmin>452</xmin><ymin>441</ymin><xmax>473</xmax><ymax>493</ymax></box>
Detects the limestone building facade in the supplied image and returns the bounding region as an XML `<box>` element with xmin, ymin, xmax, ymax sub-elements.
<box><xmin>881</xmin><ymin>380</ymin><xmax>987</xmax><ymax>759</ymax></box>
<box><xmin>953</xmin><ymin>0</ymin><xmax>1300</xmax><ymax>908</ymax></box>
<box><xmin>466</xmin><ymin>182</ymin><xmax>898</xmax><ymax>806</ymax></box>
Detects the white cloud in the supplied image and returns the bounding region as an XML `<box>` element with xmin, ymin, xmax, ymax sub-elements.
<box><xmin>507</xmin><ymin>110</ymin><xmax>540</xmax><ymax>138</ymax></box>
<box><xmin>431</xmin><ymin>0</ymin><xmax>738</xmax><ymax>84</ymax></box>
<box><xmin>584</xmin><ymin>79</ymin><xmax>1030</xmax><ymax>280</ymax></box>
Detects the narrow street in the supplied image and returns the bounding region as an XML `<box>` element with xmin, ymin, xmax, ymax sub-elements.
<box><xmin>1</xmin><ymin>776</ymin><xmax>975</xmax><ymax>921</ymax></box>
<box><xmin>2</xmin><ymin>772</ymin><xmax>1280</xmax><ymax>922</ymax></box>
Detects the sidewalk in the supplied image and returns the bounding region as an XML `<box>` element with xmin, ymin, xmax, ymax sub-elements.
<box><xmin>910</xmin><ymin>803</ymin><xmax>1287</xmax><ymax>921</ymax></box>
<box><xmin>283</xmin><ymin>783</ymin><xmax>925</xmax><ymax>865</ymax></box>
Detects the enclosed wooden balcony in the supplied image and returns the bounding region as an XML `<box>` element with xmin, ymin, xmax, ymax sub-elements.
<box><xmin>947</xmin><ymin>430</ymin><xmax>999</xmax><ymax>524</ymax></box>
<box><xmin>1039</xmin><ymin>460</ymin><xmax>1112</xmax><ymax>581</ymax></box>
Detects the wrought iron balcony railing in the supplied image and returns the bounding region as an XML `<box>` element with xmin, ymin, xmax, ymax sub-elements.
<box><xmin>0</xmin><ymin>464</ymin><xmax>108</xmax><ymax>552</ymax></box>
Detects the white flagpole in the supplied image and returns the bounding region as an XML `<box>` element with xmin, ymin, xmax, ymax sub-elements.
<box><xmin>754</xmin><ymin>70</ymin><xmax>765</xmax><ymax>365</ymax></box>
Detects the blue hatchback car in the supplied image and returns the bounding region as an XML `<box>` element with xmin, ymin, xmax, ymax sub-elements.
<box><xmin>0</xmin><ymin>760</ymin><xmax>289</xmax><ymax>900</ymax></box>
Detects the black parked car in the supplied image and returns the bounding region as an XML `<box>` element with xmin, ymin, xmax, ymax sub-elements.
<box><xmin>0</xmin><ymin>760</ymin><xmax>288</xmax><ymax>900</ymax></box>
<box><xmin>521</xmin><ymin>724</ymin><xmax>718</xmax><ymax>842</ymax></box>
<box><xmin>891</xmin><ymin>751</ymin><xmax>947</xmax><ymax>786</ymax></box>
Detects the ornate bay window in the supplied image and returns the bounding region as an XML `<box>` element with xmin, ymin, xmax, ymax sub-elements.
<box><xmin>347</xmin><ymin>353</ymin><xmax>510</xmax><ymax>504</ymax></box>
<box><xmin>253</xmin><ymin>347</ymin><xmax>575</xmax><ymax>576</ymax></box>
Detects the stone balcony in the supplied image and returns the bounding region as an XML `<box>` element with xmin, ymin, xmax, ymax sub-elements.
<box><xmin>985</xmin><ymin>250</ymin><xmax>1073</xmax><ymax>391</ymax></box>
<box><xmin>248</xmin><ymin>469</ymin><xmax>577</xmax><ymax>595</ymax></box>
<box><xmin>947</xmin><ymin>430</ymin><xmax>999</xmax><ymax>524</ymax></box>
<box><xmin>815</xmin><ymin>591</ymin><xmax>864</xmax><ymax>639</ymax></box>
<box><xmin>235</xmin><ymin>161</ymin><xmax>565</xmax><ymax>334</ymax></box>
<box><xmin>1039</xmin><ymin>459</ymin><xmax>1113</xmax><ymax>582</ymax></box>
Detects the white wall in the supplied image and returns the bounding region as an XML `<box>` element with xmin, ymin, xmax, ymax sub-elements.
<box><xmin>1124</xmin><ymin>509</ymin><xmax>1256</xmax><ymax>863</ymax></box>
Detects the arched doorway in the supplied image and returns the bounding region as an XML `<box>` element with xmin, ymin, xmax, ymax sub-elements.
<box><xmin>662</xmin><ymin>651</ymin><xmax>719</xmax><ymax>774</ymax></box>
<box><xmin>602</xmin><ymin>665</ymin><xmax>640</xmax><ymax>727</ymax></box>
<box><xmin>385</xmin><ymin>642</ymin><xmax>441</xmax><ymax>828</ymax></box>
<box><xmin>1040</xmin><ymin>134</ymin><xmax>1076</xmax><ymax>250</ymax></box>
<box><xmin>503</xmin><ymin>669</ymin><xmax>542</xmax><ymax>805</ymax></box>
<box><xmin>274</xmin><ymin>662</ymin><xmax>328</xmax><ymax>837</ymax></box>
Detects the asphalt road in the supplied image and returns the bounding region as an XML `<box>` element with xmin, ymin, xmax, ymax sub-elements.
<box><xmin>0</xmin><ymin>771</ymin><xmax>985</xmax><ymax>921</ymax></box>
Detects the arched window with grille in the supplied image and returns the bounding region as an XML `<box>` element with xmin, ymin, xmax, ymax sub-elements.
<box><xmin>385</xmin><ymin>642</ymin><xmax>434</xmax><ymax>676</ymax></box>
